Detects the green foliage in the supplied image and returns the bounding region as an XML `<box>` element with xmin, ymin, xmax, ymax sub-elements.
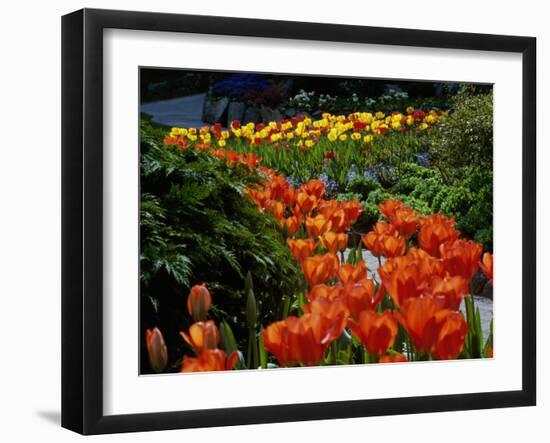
<box><xmin>140</xmin><ymin>120</ymin><xmax>302</xmax><ymax>373</ymax></box>
<box><xmin>429</xmin><ymin>91</ymin><xmax>493</xmax><ymax>180</ymax></box>
<box><xmin>388</xmin><ymin>163</ymin><xmax>493</xmax><ymax>250</ymax></box>
<box><xmin>345</xmin><ymin>175</ymin><xmax>382</xmax><ymax>199</ymax></box>
<box><xmin>335</xmin><ymin>192</ymin><xmax>362</xmax><ymax>202</ymax></box>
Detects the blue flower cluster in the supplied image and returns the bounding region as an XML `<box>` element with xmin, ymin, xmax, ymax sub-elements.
<box><xmin>211</xmin><ymin>74</ymin><xmax>271</xmax><ymax>99</ymax></box>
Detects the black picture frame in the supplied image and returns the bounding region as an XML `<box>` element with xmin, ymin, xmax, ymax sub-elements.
<box><xmin>61</xmin><ymin>8</ymin><xmax>537</xmax><ymax>435</ymax></box>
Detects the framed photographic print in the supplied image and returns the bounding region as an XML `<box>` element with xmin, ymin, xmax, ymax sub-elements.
<box><xmin>61</xmin><ymin>8</ymin><xmax>536</xmax><ymax>435</ymax></box>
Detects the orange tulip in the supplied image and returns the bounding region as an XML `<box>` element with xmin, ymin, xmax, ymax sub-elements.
<box><xmin>439</xmin><ymin>239</ymin><xmax>482</xmax><ymax>280</ymax></box>
<box><xmin>145</xmin><ymin>327</ymin><xmax>168</xmax><ymax>373</ymax></box>
<box><xmin>301</xmin><ymin>253</ymin><xmax>339</xmax><ymax>286</ymax></box>
<box><xmin>294</xmin><ymin>191</ymin><xmax>317</xmax><ymax>217</ymax></box>
<box><xmin>389</xmin><ymin>207</ymin><xmax>419</xmax><ymax>238</ymax></box>
<box><xmin>187</xmin><ymin>284</ymin><xmax>212</xmax><ymax>321</ymax></box>
<box><xmin>425</xmin><ymin>275</ymin><xmax>469</xmax><ymax>310</ymax></box>
<box><xmin>263</xmin><ymin>310</ymin><xmax>346</xmax><ymax>366</ymax></box>
<box><xmin>340</xmin><ymin>199</ymin><xmax>363</xmax><ymax>227</ymax></box>
<box><xmin>394</xmin><ymin>296</ymin><xmax>442</xmax><ymax>354</ymax></box>
<box><xmin>180</xmin><ymin>320</ymin><xmax>220</xmax><ymax>353</ymax></box>
<box><xmin>287</xmin><ymin>238</ymin><xmax>317</xmax><ymax>262</ymax></box>
<box><xmin>341</xmin><ymin>278</ymin><xmax>381</xmax><ymax>319</ymax></box>
<box><xmin>306</xmin><ymin>283</ymin><xmax>345</xmax><ymax>302</ymax></box>
<box><xmin>337</xmin><ymin>261</ymin><xmax>368</xmax><ymax>284</ymax></box>
<box><xmin>246</xmin><ymin>188</ymin><xmax>268</xmax><ymax>209</ymax></box>
<box><xmin>362</xmin><ymin>231</ymin><xmax>383</xmax><ymax>256</ymax></box>
<box><xmin>379</xmin><ymin>354</ymin><xmax>408</xmax><ymax>363</ymax></box>
<box><xmin>480</xmin><ymin>252</ymin><xmax>493</xmax><ymax>284</ymax></box>
<box><xmin>264</xmin><ymin>199</ymin><xmax>284</xmax><ymax>220</ymax></box>
<box><xmin>305</xmin><ymin>215</ymin><xmax>333</xmax><ymax>238</ymax></box>
<box><xmin>379</xmin><ymin>198</ymin><xmax>405</xmax><ymax>220</ymax></box>
<box><xmin>377</xmin><ymin>234</ymin><xmax>406</xmax><ymax>257</ymax></box>
<box><xmin>379</xmin><ymin>254</ymin><xmax>444</xmax><ymax>308</ymax></box>
<box><xmin>268</xmin><ymin>176</ymin><xmax>290</xmax><ymax>201</ymax></box>
<box><xmin>181</xmin><ymin>349</ymin><xmax>238</xmax><ymax>372</ymax></box>
<box><xmin>302</xmin><ymin>297</ymin><xmax>349</xmax><ymax>331</ymax></box>
<box><xmin>418</xmin><ymin>214</ymin><xmax>460</xmax><ymax>257</ymax></box>
<box><xmin>348</xmin><ymin>310</ymin><xmax>398</xmax><ymax>356</ymax></box>
<box><xmin>431</xmin><ymin>310</ymin><xmax>468</xmax><ymax>360</ymax></box>
<box><xmin>243</xmin><ymin>153</ymin><xmax>262</xmax><ymax>169</ymax></box>
<box><xmin>362</xmin><ymin>222</ymin><xmax>402</xmax><ymax>257</ymax></box>
<box><xmin>317</xmin><ymin>199</ymin><xmax>339</xmax><ymax>219</ymax></box>
<box><xmin>301</xmin><ymin>179</ymin><xmax>325</xmax><ymax>199</ymax></box>
<box><xmin>320</xmin><ymin>231</ymin><xmax>348</xmax><ymax>254</ymax></box>
<box><xmin>280</xmin><ymin>216</ymin><xmax>300</xmax><ymax>236</ymax></box>
<box><xmin>281</xmin><ymin>186</ymin><xmax>297</xmax><ymax>207</ymax></box>
<box><xmin>326</xmin><ymin>208</ymin><xmax>348</xmax><ymax>232</ymax></box>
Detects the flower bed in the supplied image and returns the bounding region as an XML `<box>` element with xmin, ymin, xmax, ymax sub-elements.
<box><xmin>144</xmin><ymin>111</ymin><xmax>494</xmax><ymax>373</ymax></box>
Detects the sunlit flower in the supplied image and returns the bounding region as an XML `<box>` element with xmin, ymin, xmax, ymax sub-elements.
<box><xmin>301</xmin><ymin>253</ymin><xmax>339</xmax><ymax>286</ymax></box>
<box><xmin>379</xmin><ymin>253</ymin><xmax>445</xmax><ymax>307</ymax></box>
<box><xmin>341</xmin><ymin>278</ymin><xmax>382</xmax><ymax>319</ymax></box>
<box><xmin>180</xmin><ymin>320</ymin><xmax>220</xmax><ymax>354</ymax></box>
<box><xmin>287</xmin><ymin>238</ymin><xmax>317</xmax><ymax>262</ymax></box>
<box><xmin>280</xmin><ymin>216</ymin><xmax>301</xmax><ymax>236</ymax></box>
<box><xmin>389</xmin><ymin>207</ymin><xmax>419</xmax><ymax>238</ymax></box>
<box><xmin>348</xmin><ymin>310</ymin><xmax>398</xmax><ymax>356</ymax></box>
<box><xmin>425</xmin><ymin>275</ymin><xmax>469</xmax><ymax>311</ymax></box>
<box><xmin>305</xmin><ymin>215</ymin><xmax>333</xmax><ymax>238</ymax></box>
<box><xmin>418</xmin><ymin>214</ymin><xmax>460</xmax><ymax>257</ymax></box>
<box><xmin>181</xmin><ymin>349</ymin><xmax>238</xmax><ymax>372</ymax></box>
<box><xmin>439</xmin><ymin>239</ymin><xmax>483</xmax><ymax>281</ymax></box>
<box><xmin>320</xmin><ymin>231</ymin><xmax>348</xmax><ymax>254</ymax></box>
<box><xmin>263</xmin><ymin>306</ymin><xmax>347</xmax><ymax>366</ymax></box>
<box><xmin>337</xmin><ymin>261</ymin><xmax>368</xmax><ymax>284</ymax></box>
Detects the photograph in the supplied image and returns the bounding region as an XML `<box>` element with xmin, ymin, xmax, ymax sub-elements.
<box><xmin>139</xmin><ymin>69</ymin><xmax>494</xmax><ymax>374</ymax></box>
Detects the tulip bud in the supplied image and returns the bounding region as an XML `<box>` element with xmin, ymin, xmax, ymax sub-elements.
<box><xmin>145</xmin><ymin>327</ymin><xmax>168</xmax><ymax>373</ymax></box>
<box><xmin>187</xmin><ymin>284</ymin><xmax>212</xmax><ymax>322</ymax></box>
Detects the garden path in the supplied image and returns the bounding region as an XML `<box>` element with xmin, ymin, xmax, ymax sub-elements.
<box><xmin>141</xmin><ymin>93</ymin><xmax>207</xmax><ymax>128</ymax></box>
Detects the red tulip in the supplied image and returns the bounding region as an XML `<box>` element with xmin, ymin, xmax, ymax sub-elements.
<box><xmin>181</xmin><ymin>349</ymin><xmax>238</xmax><ymax>372</ymax></box>
<box><xmin>431</xmin><ymin>310</ymin><xmax>468</xmax><ymax>360</ymax></box>
<box><xmin>180</xmin><ymin>320</ymin><xmax>220</xmax><ymax>353</ymax></box>
<box><xmin>263</xmin><ymin>306</ymin><xmax>347</xmax><ymax>367</ymax></box>
<box><xmin>301</xmin><ymin>253</ymin><xmax>339</xmax><ymax>286</ymax></box>
<box><xmin>337</xmin><ymin>261</ymin><xmax>368</xmax><ymax>284</ymax></box>
<box><xmin>378</xmin><ymin>253</ymin><xmax>445</xmax><ymax>308</ymax></box>
<box><xmin>305</xmin><ymin>215</ymin><xmax>333</xmax><ymax>238</ymax></box>
<box><xmin>280</xmin><ymin>216</ymin><xmax>300</xmax><ymax>236</ymax></box>
<box><xmin>187</xmin><ymin>284</ymin><xmax>212</xmax><ymax>321</ymax></box>
<box><xmin>418</xmin><ymin>214</ymin><xmax>460</xmax><ymax>257</ymax></box>
<box><xmin>287</xmin><ymin>238</ymin><xmax>317</xmax><ymax>262</ymax></box>
<box><xmin>341</xmin><ymin>278</ymin><xmax>381</xmax><ymax>319</ymax></box>
<box><xmin>145</xmin><ymin>327</ymin><xmax>168</xmax><ymax>373</ymax></box>
<box><xmin>425</xmin><ymin>275</ymin><xmax>469</xmax><ymax>310</ymax></box>
<box><xmin>389</xmin><ymin>207</ymin><xmax>419</xmax><ymax>238</ymax></box>
<box><xmin>320</xmin><ymin>231</ymin><xmax>348</xmax><ymax>254</ymax></box>
<box><xmin>439</xmin><ymin>239</ymin><xmax>482</xmax><ymax>281</ymax></box>
<box><xmin>301</xmin><ymin>179</ymin><xmax>325</xmax><ymax>199</ymax></box>
<box><xmin>379</xmin><ymin>354</ymin><xmax>408</xmax><ymax>363</ymax></box>
<box><xmin>394</xmin><ymin>296</ymin><xmax>442</xmax><ymax>354</ymax></box>
<box><xmin>348</xmin><ymin>310</ymin><xmax>398</xmax><ymax>356</ymax></box>
<box><xmin>307</xmin><ymin>283</ymin><xmax>344</xmax><ymax>301</ymax></box>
